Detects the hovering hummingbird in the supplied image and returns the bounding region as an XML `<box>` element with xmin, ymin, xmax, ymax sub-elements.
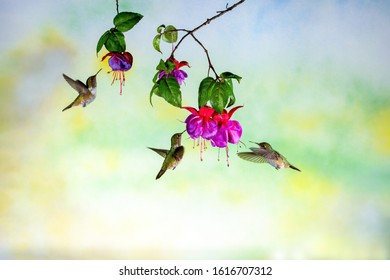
<box><xmin>148</xmin><ymin>131</ymin><xmax>186</xmax><ymax>179</ymax></box>
<box><xmin>62</xmin><ymin>68</ymin><xmax>102</xmax><ymax>111</ymax></box>
<box><xmin>237</xmin><ymin>141</ymin><xmax>301</xmax><ymax>172</ymax></box>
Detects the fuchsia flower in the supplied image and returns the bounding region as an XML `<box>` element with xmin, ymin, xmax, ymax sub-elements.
<box><xmin>183</xmin><ymin>105</ymin><xmax>243</xmax><ymax>163</ymax></box>
<box><xmin>210</xmin><ymin>106</ymin><xmax>243</xmax><ymax>148</ymax></box>
<box><xmin>183</xmin><ymin>106</ymin><xmax>218</xmax><ymax>140</ymax></box>
<box><xmin>159</xmin><ymin>57</ymin><xmax>190</xmax><ymax>85</ymax></box>
<box><xmin>102</xmin><ymin>51</ymin><xmax>133</xmax><ymax>95</ymax></box>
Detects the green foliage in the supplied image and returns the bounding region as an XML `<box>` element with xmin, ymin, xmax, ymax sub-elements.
<box><xmin>114</xmin><ymin>12</ymin><xmax>143</xmax><ymax>32</ymax></box>
<box><xmin>104</xmin><ymin>29</ymin><xmax>126</xmax><ymax>53</ymax></box>
<box><xmin>157</xmin><ymin>24</ymin><xmax>165</xmax><ymax>33</ymax></box>
<box><xmin>150</xmin><ymin>77</ymin><xmax>182</xmax><ymax>108</ymax></box>
<box><xmin>152</xmin><ymin>25</ymin><xmax>178</xmax><ymax>53</ymax></box>
<box><xmin>156</xmin><ymin>59</ymin><xmax>176</xmax><ymax>73</ymax></box>
<box><xmin>96</xmin><ymin>11</ymin><xmax>143</xmax><ymax>55</ymax></box>
<box><xmin>153</xmin><ymin>35</ymin><xmax>162</xmax><ymax>53</ymax></box>
<box><xmin>198</xmin><ymin>72</ymin><xmax>241</xmax><ymax>113</ymax></box>
<box><xmin>162</xmin><ymin>25</ymin><xmax>178</xmax><ymax>43</ymax></box>
<box><xmin>150</xmin><ymin>60</ymin><xmax>182</xmax><ymax>108</ymax></box>
<box><xmin>159</xmin><ymin>77</ymin><xmax>182</xmax><ymax>107</ymax></box>
<box><xmin>198</xmin><ymin>77</ymin><xmax>215</xmax><ymax>108</ymax></box>
<box><xmin>220</xmin><ymin>72</ymin><xmax>242</xmax><ymax>83</ymax></box>
<box><xmin>96</xmin><ymin>31</ymin><xmax>110</xmax><ymax>54</ymax></box>
<box><xmin>210</xmin><ymin>80</ymin><xmax>230</xmax><ymax>114</ymax></box>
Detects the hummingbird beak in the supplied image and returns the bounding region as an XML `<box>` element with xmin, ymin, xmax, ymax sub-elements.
<box><xmin>180</xmin><ymin>130</ymin><xmax>186</xmax><ymax>135</ymax></box>
<box><xmin>249</xmin><ymin>141</ymin><xmax>260</xmax><ymax>145</ymax></box>
<box><xmin>95</xmin><ymin>68</ymin><xmax>102</xmax><ymax>76</ymax></box>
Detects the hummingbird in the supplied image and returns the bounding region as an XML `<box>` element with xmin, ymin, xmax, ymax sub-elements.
<box><xmin>148</xmin><ymin>131</ymin><xmax>186</xmax><ymax>179</ymax></box>
<box><xmin>237</xmin><ymin>141</ymin><xmax>301</xmax><ymax>172</ymax></box>
<box><xmin>62</xmin><ymin>68</ymin><xmax>102</xmax><ymax>111</ymax></box>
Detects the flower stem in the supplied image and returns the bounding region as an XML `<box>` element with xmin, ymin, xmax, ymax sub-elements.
<box><xmin>189</xmin><ymin>33</ymin><xmax>219</xmax><ymax>78</ymax></box>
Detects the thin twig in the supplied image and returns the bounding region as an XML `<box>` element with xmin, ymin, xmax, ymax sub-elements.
<box><xmin>189</xmin><ymin>33</ymin><xmax>219</xmax><ymax>78</ymax></box>
<box><xmin>172</xmin><ymin>0</ymin><xmax>245</xmax><ymax>54</ymax></box>
<box><xmin>116</xmin><ymin>0</ymin><xmax>119</xmax><ymax>14</ymax></box>
<box><xmin>170</xmin><ymin>0</ymin><xmax>245</xmax><ymax>78</ymax></box>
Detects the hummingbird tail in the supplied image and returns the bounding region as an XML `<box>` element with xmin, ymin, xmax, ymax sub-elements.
<box><xmin>156</xmin><ymin>169</ymin><xmax>167</xmax><ymax>180</ymax></box>
<box><xmin>289</xmin><ymin>164</ymin><xmax>301</xmax><ymax>172</ymax></box>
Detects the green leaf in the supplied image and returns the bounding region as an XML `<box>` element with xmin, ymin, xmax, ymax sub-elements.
<box><xmin>157</xmin><ymin>24</ymin><xmax>165</xmax><ymax>33</ymax></box>
<box><xmin>158</xmin><ymin>77</ymin><xmax>182</xmax><ymax>107</ymax></box>
<box><xmin>210</xmin><ymin>80</ymin><xmax>230</xmax><ymax>114</ymax></box>
<box><xmin>149</xmin><ymin>83</ymin><xmax>159</xmax><ymax>106</ymax></box>
<box><xmin>220</xmin><ymin>72</ymin><xmax>242</xmax><ymax>83</ymax></box>
<box><xmin>225</xmin><ymin>79</ymin><xmax>236</xmax><ymax>107</ymax></box>
<box><xmin>156</xmin><ymin>59</ymin><xmax>167</xmax><ymax>71</ymax></box>
<box><xmin>220</xmin><ymin>72</ymin><xmax>241</xmax><ymax>107</ymax></box>
<box><xmin>96</xmin><ymin>30</ymin><xmax>110</xmax><ymax>55</ymax></box>
<box><xmin>198</xmin><ymin>77</ymin><xmax>215</xmax><ymax>107</ymax></box>
<box><xmin>165</xmin><ymin>59</ymin><xmax>176</xmax><ymax>73</ymax></box>
<box><xmin>162</xmin><ymin>25</ymin><xmax>178</xmax><ymax>43</ymax></box>
<box><xmin>104</xmin><ymin>29</ymin><xmax>126</xmax><ymax>52</ymax></box>
<box><xmin>114</xmin><ymin>12</ymin><xmax>143</xmax><ymax>32</ymax></box>
<box><xmin>156</xmin><ymin>59</ymin><xmax>175</xmax><ymax>73</ymax></box>
<box><xmin>152</xmin><ymin>72</ymin><xmax>160</xmax><ymax>83</ymax></box>
<box><xmin>153</xmin><ymin>34</ymin><xmax>162</xmax><ymax>53</ymax></box>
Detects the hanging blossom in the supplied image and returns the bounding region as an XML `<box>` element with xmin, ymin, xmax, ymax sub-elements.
<box><xmin>210</xmin><ymin>106</ymin><xmax>243</xmax><ymax>148</ymax></box>
<box><xmin>102</xmin><ymin>51</ymin><xmax>133</xmax><ymax>95</ymax></box>
<box><xmin>159</xmin><ymin>57</ymin><xmax>190</xmax><ymax>85</ymax></box>
<box><xmin>182</xmin><ymin>105</ymin><xmax>218</xmax><ymax>160</ymax></box>
<box><xmin>182</xmin><ymin>105</ymin><xmax>243</xmax><ymax>163</ymax></box>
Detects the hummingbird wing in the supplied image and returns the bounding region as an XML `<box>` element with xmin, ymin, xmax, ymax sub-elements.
<box><xmin>63</xmin><ymin>74</ymin><xmax>89</xmax><ymax>95</ymax></box>
<box><xmin>250</xmin><ymin>147</ymin><xmax>279</xmax><ymax>160</ymax></box>
<box><xmin>148</xmin><ymin>147</ymin><xmax>169</xmax><ymax>158</ymax></box>
<box><xmin>172</xmin><ymin>146</ymin><xmax>184</xmax><ymax>163</ymax></box>
<box><xmin>237</xmin><ymin>152</ymin><xmax>268</xmax><ymax>164</ymax></box>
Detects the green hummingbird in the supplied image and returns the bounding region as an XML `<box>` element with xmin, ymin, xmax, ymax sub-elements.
<box><xmin>237</xmin><ymin>141</ymin><xmax>301</xmax><ymax>172</ymax></box>
<box><xmin>62</xmin><ymin>68</ymin><xmax>102</xmax><ymax>111</ymax></box>
<box><xmin>148</xmin><ymin>131</ymin><xmax>186</xmax><ymax>179</ymax></box>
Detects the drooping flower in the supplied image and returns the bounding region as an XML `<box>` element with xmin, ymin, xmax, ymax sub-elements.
<box><xmin>183</xmin><ymin>106</ymin><xmax>218</xmax><ymax>140</ymax></box>
<box><xmin>182</xmin><ymin>105</ymin><xmax>243</xmax><ymax>164</ymax></box>
<box><xmin>159</xmin><ymin>57</ymin><xmax>190</xmax><ymax>85</ymax></box>
<box><xmin>183</xmin><ymin>105</ymin><xmax>218</xmax><ymax>160</ymax></box>
<box><xmin>210</xmin><ymin>106</ymin><xmax>243</xmax><ymax>166</ymax></box>
<box><xmin>210</xmin><ymin>106</ymin><xmax>243</xmax><ymax>148</ymax></box>
<box><xmin>102</xmin><ymin>51</ymin><xmax>133</xmax><ymax>95</ymax></box>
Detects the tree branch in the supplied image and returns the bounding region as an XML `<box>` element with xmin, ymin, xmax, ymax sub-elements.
<box><xmin>173</xmin><ymin>0</ymin><xmax>245</xmax><ymax>54</ymax></box>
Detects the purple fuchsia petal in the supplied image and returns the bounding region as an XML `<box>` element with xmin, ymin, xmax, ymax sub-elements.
<box><xmin>210</xmin><ymin>128</ymin><xmax>228</xmax><ymax>148</ymax></box>
<box><xmin>102</xmin><ymin>52</ymin><xmax>133</xmax><ymax>72</ymax></box>
<box><xmin>185</xmin><ymin>114</ymin><xmax>203</xmax><ymax>139</ymax></box>
<box><xmin>183</xmin><ymin>106</ymin><xmax>218</xmax><ymax>140</ymax></box>
<box><xmin>201</xmin><ymin>118</ymin><xmax>218</xmax><ymax>139</ymax></box>
<box><xmin>184</xmin><ymin>113</ymin><xmax>218</xmax><ymax>140</ymax></box>
<box><xmin>172</xmin><ymin>69</ymin><xmax>188</xmax><ymax>85</ymax></box>
<box><xmin>108</xmin><ymin>55</ymin><xmax>132</xmax><ymax>71</ymax></box>
<box><xmin>210</xmin><ymin>120</ymin><xmax>242</xmax><ymax>148</ymax></box>
<box><xmin>158</xmin><ymin>70</ymin><xmax>166</xmax><ymax>80</ymax></box>
<box><xmin>226</xmin><ymin>120</ymin><xmax>242</xmax><ymax>144</ymax></box>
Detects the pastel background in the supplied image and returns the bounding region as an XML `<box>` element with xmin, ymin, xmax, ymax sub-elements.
<box><xmin>0</xmin><ymin>0</ymin><xmax>389</xmax><ymax>259</ymax></box>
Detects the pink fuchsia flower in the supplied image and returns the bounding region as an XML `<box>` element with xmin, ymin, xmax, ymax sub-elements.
<box><xmin>158</xmin><ymin>57</ymin><xmax>190</xmax><ymax>85</ymax></box>
<box><xmin>183</xmin><ymin>106</ymin><xmax>218</xmax><ymax>140</ymax></box>
<box><xmin>211</xmin><ymin>106</ymin><xmax>243</xmax><ymax>167</ymax></box>
<box><xmin>102</xmin><ymin>51</ymin><xmax>133</xmax><ymax>95</ymax></box>
<box><xmin>210</xmin><ymin>106</ymin><xmax>243</xmax><ymax>148</ymax></box>
<box><xmin>182</xmin><ymin>105</ymin><xmax>218</xmax><ymax>161</ymax></box>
